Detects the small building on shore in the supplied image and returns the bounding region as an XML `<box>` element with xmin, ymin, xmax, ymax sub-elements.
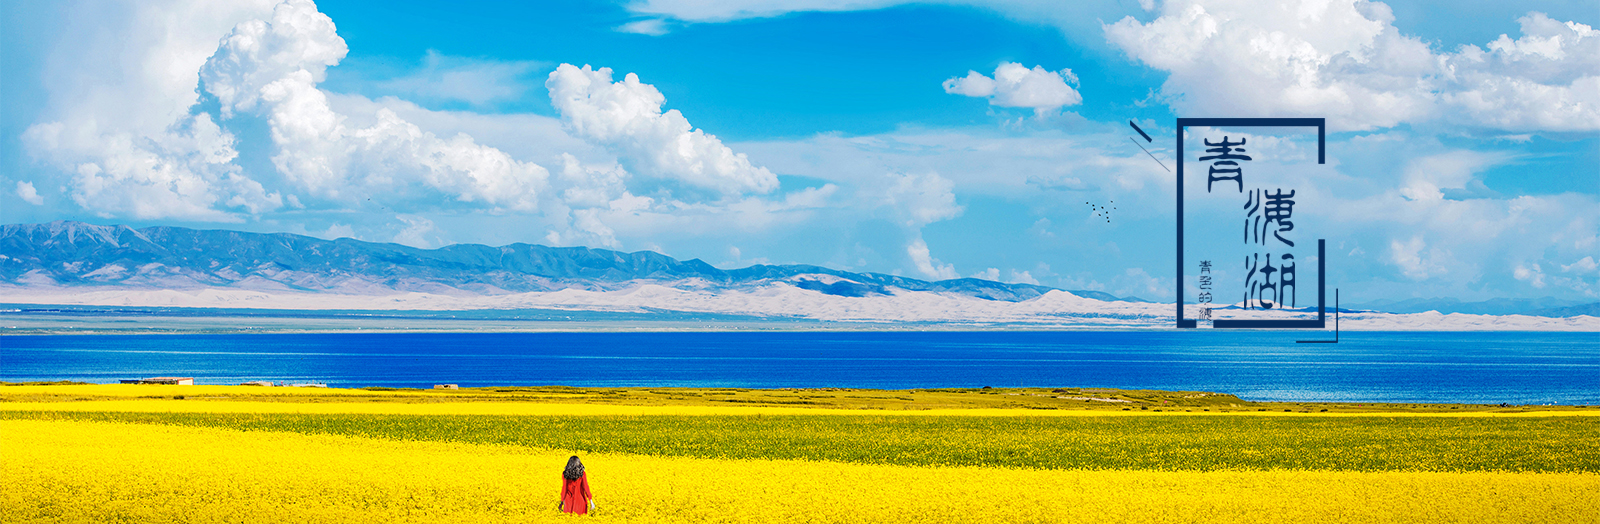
<box><xmin>434</xmin><ymin>384</ymin><xmax>459</xmax><ymax>390</ymax></box>
<box><xmin>120</xmin><ymin>377</ymin><xmax>194</xmax><ymax>385</ymax></box>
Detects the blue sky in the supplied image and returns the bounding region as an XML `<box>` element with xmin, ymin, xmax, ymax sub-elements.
<box><xmin>2</xmin><ymin>0</ymin><xmax>1596</xmax><ymax>302</ymax></box>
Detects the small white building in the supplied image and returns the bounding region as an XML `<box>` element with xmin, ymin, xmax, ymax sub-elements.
<box><xmin>119</xmin><ymin>377</ymin><xmax>194</xmax><ymax>385</ymax></box>
<box><xmin>434</xmin><ymin>384</ymin><xmax>459</xmax><ymax>390</ymax></box>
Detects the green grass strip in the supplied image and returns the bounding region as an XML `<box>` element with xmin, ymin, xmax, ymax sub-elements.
<box><xmin>5</xmin><ymin>411</ymin><xmax>1595</xmax><ymax>473</ymax></box>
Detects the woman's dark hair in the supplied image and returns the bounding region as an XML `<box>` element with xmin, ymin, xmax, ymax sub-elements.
<box><xmin>563</xmin><ymin>455</ymin><xmax>585</xmax><ymax>480</ymax></box>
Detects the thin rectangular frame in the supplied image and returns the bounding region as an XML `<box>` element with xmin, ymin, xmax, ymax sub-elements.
<box><xmin>1176</xmin><ymin>118</ymin><xmax>1325</xmax><ymax>329</ymax></box>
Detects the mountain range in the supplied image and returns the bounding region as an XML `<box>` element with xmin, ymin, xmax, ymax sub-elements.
<box><xmin>0</xmin><ymin>221</ymin><xmax>1139</xmax><ymax>303</ymax></box>
<box><xmin>2</xmin><ymin>221</ymin><xmax>1593</xmax><ymax>322</ymax></box>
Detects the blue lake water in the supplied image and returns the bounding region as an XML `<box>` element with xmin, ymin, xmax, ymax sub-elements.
<box><xmin>2</xmin><ymin>331</ymin><xmax>1596</xmax><ymax>404</ymax></box>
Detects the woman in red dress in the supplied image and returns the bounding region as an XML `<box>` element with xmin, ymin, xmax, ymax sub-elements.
<box><xmin>559</xmin><ymin>455</ymin><xmax>594</xmax><ymax>515</ymax></box>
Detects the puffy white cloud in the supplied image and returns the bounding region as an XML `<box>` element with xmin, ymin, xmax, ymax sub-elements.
<box><xmin>542</xmin><ymin>154</ymin><xmax>637</xmax><ymax>248</ymax></box>
<box><xmin>311</xmin><ymin>95</ymin><xmax>811</xmax><ymax>253</ymax></box>
<box><xmin>273</xmin><ymin>91</ymin><xmax>548</xmax><ymax>210</ymax></box>
<box><xmin>1104</xmin><ymin>1</ymin><xmax>1599</xmax><ymax>133</ymax></box>
<box><xmin>392</xmin><ymin>215</ymin><xmax>441</xmax><ymax>248</ymax></box>
<box><xmin>907</xmin><ymin>237</ymin><xmax>958</xmax><ymax>280</ymax></box>
<box><xmin>13</xmin><ymin>0</ymin><xmax>1592</xmax><ymax>302</ymax></box>
<box><xmin>15</xmin><ymin>182</ymin><xmax>43</xmax><ymax>205</ymax></box>
<box><xmin>943</xmin><ymin>72</ymin><xmax>996</xmax><ymax>98</ymax></box>
<box><xmin>555</xmin><ymin>154</ymin><xmax>632</xmax><ymax>210</ymax></box>
<box><xmin>1395</xmin><ymin>151</ymin><xmax>1509</xmax><ymax>202</ymax></box>
<box><xmin>1513</xmin><ymin>262</ymin><xmax>1546</xmax><ymax>288</ymax></box>
<box><xmin>633</xmin><ymin>0</ymin><xmax>1595</xmax><ymax>134</ymax></box>
<box><xmin>876</xmin><ymin>171</ymin><xmax>965</xmax><ymax>281</ymax></box>
<box><xmin>322</xmin><ymin>93</ymin><xmax>599</xmax><ymax>166</ymax></box>
<box><xmin>1564</xmin><ymin>256</ymin><xmax>1598</xmax><ymax>275</ymax></box>
<box><xmin>943</xmin><ymin>62</ymin><xmax>1083</xmax><ymax>115</ymax></box>
<box><xmin>1441</xmin><ymin>13</ymin><xmax>1600</xmax><ymax>132</ymax></box>
<box><xmin>199</xmin><ymin>0</ymin><xmax>347</xmax><ymax>119</ymax></box>
<box><xmin>200</xmin><ymin>0</ymin><xmax>549</xmax><ymax>211</ymax></box>
<box><xmin>21</xmin><ymin>0</ymin><xmax>283</xmax><ymax>221</ymax></box>
<box><xmin>21</xmin><ymin>0</ymin><xmax>549</xmax><ymax>220</ymax></box>
<box><xmin>545</xmin><ymin>64</ymin><xmax>779</xmax><ymax>198</ymax></box>
<box><xmin>24</xmin><ymin>111</ymin><xmax>280</xmax><ymax>221</ymax></box>
<box><xmin>35</xmin><ymin>0</ymin><xmax>279</xmax><ymax>138</ymax></box>
<box><xmin>1006</xmin><ymin>269</ymin><xmax>1040</xmax><ymax>285</ymax></box>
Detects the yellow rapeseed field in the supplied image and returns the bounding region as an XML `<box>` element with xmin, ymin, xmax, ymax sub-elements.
<box><xmin>2</xmin><ymin>384</ymin><xmax>443</xmax><ymax>397</ymax></box>
<box><xmin>4</xmin><ymin>419</ymin><xmax>1597</xmax><ymax>524</ymax></box>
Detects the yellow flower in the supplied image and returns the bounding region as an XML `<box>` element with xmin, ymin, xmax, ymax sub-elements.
<box><xmin>5</xmin><ymin>419</ymin><xmax>1597</xmax><ymax>523</ymax></box>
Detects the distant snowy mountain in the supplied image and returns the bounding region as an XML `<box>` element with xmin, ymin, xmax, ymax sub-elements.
<box><xmin>1344</xmin><ymin>297</ymin><xmax>1591</xmax><ymax>316</ymax></box>
<box><xmin>0</xmin><ymin>221</ymin><xmax>1135</xmax><ymax>303</ymax></box>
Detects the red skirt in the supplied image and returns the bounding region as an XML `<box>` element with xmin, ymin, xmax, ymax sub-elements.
<box><xmin>560</xmin><ymin>473</ymin><xmax>591</xmax><ymax>514</ymax></box>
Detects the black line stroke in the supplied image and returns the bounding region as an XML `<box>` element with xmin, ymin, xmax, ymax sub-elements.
<box><xmin>1130</xmin><ymin>137</ymin><xmax>1170</xmax><ymax>172</ymax></box>
<box><xmin>1129</xmin><ymin>121</ymin><xmax>1153</xmax><ymax>142</ymax></box>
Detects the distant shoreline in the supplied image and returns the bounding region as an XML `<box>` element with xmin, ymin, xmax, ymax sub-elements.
<box><xmin>4</xmin><ymin>383</ymin><xmax>1596</xmax><ymax>413</ymax></box>
<box><xmin>3</xmin><ymin>302</ymin><xmax>1595</xmax><ymax>333</ymax></box>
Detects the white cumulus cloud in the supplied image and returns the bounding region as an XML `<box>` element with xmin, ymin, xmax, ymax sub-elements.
<box><xmin>1442</xmin><ymin>13</ymin><xmax>1600</xmax><ymax>132</ymax></box>
<box><xmin>1104</xmin><ymin>1</ymin><xmax>1600</xmax><ymax>133</ymax></box>
<box><xmin>20</xmin><ymin>0</ymin><xmax>284</xmax><ymax>221</ymax></box>
<box><xmin>943</xmin><ymin>62</ymin><xmax>1082</xmax><ymax>115</ymax></box>
<box><xmin>546</xmin><ymin>63</ymin><xmax>779</xmax><ymax>199</ymax></box>
<box><xmin>198</xmin><ymin>0</ymin><xmax>347</xmax><ymax>119</ymax></box>
<box><xmin>1006</xmin><ymin>269</ymin><xmax>1040</xmax><ymax>285</ymax></box>
<box><xmin>880</xmin><ymin>171</ymin><xmax>963</xmax><ymax>280</ymax></box>
<box><xmin>907</xmin><ymin>237</ymin><xmax>958</xmax><ymax>280</ymax></box>
<box><xmin>200</xmin><ymin>0</ymin><xmax>548</xmax><ymax>211</ymax></box>
<box><xmin>23</xmin><ymin>111</ymin><xmax>280</xmax><ymax>221</ymax></box>
<box><xmin>1563</xmin><ymin>256</ymin><xmax>1598</xmax><ymax>274</ymax></box>
<box><xmin>392</xmin><ymin>215</ymin><xmax>441</xmax><ymax>248</ymax></box>
<box><xmin>21</xmin><ymin>0</ymin><xmax>550</xmax><ymax>220</ymax></box>
<box><xmin>15</xmin><ymin>182</ymin><xmax>44</xmax><ymax>205</ymax></box>
<box><xmin>1513</xmin><ymin>262</ymin><xmax>1547</xmax><ymax>288</ymax></box>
